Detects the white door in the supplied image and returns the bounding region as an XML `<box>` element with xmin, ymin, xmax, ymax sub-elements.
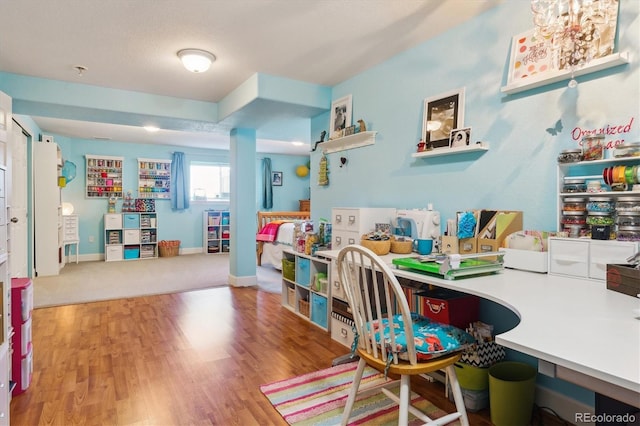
<box><xmin>10</xmin><ymin>121</ymin><xmax>28</xmax><ymax>277</ymax></box>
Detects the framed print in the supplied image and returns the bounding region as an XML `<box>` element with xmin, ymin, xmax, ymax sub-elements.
<box><xmin>271</xmin><ymin>171</ymin><xmax>283</xmax><ymax>186</ymax></box>
<box><xmin>422</xmin><ymin>88</ymin><xmax>464</xmax><ymax>149</ymax></box>
<box><xmin>507</xmin><ymin>29</ymin><xmax>552</xmax><ymax>85</ymax></box>
<box><xmin>330</xmin><ymin>94</ymin><xmax>352</xmax><ymax>139</ymax></box>
<box><xmin>449</xmin><ymin>127</ymin><xmax>471</xmax><ymax>148</ymax></box>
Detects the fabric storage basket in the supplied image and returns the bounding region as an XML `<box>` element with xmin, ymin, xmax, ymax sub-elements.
<box><xmin>158</xmin><ymin>240</ymin><xmax>180</xmax><ymax>257</ymax></box>
<box><xmin>299</xmin><ymin>299</ymin><xmax>310</xmax><ymax>317</ymax></box>
<box><xmin>282</xmin><ymin>259</ymin><xmax>295</xmax><ymax>281</ymax></box>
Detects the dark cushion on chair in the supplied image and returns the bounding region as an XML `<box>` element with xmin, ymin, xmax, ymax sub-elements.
<box><xmin>367</xmin><ymin>313</ymin><xmax>476</xmax><ymax>361</ymax></box>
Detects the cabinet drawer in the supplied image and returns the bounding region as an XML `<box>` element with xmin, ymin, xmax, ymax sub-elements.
<box><xmin>331</xmin><ymin>231</ymin><xmax>359</xmax><ymax>251</ymax></box>
<box><xmin>104</xmin><ymin>214</ymin><xmax>122</xmax><ymax>229</ymax></box>
<box><xmin>123</xmin><ymin>229</ymin><xmax>140</xmax><ymax>244</ymax></box>
<box><xmin>330</xmin><ymin>259</ymin><xmax>345</xmax><ymax>300</ymax></box>
<box><xmin>123</xmin><ymin>214</ymin><xmax>140</xmax><ymax>229</ymax></box>
<box><xmin>331</xmin><ymin>317</ymin><xmax>355</xmax><ymax>348</ymax></box>
<box><xmin>549</xmin><ymin>239</ymin><xmax>589</xmax><ymax>278</ymax></box>
<box><xmin>332</xmin><ymin>208</ymin><xmax>360</xmax><ymax>232</ymax></box>
<box><xmin>589</xmin><ymin>241</ymin><xmax>638</xmax><ymax>280</ymax></box>
<box><xmin>105</xmin><ymin>245</ymin><xmax>123</xmax><ymax>261</ymax></box>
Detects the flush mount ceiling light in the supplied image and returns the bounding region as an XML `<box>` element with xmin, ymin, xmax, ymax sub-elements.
<box><xmin>177</xmin><ymin>49</ymin><xmax>215</xmax><ymax>73</ymax></box>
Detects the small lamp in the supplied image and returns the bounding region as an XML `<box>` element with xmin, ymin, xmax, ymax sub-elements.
<box><xmin>177</xmin><ymin>49</ymin><xmax>216</xmax><ymax>73</ymax></box>
<box><xmin>62</xmin><ymin>202</ymin><xmax>74</xmax><ymax>215</ymax></box>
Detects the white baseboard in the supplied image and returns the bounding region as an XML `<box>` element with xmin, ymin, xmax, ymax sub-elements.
<box><xmin>536</xmin><ymin>384</ymin><xmax>594</xmax><ymax>426</ymax></box>
<box><xmin>229</xmin><ymin>274</ymin><xmax>257</xmax><ymax>287</ymax></box>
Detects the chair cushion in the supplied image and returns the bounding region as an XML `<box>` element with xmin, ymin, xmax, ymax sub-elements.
<box><xmin>367</xmin><ymin>313</ymin><xmax>476</xmax><ymax>361</ymax></box>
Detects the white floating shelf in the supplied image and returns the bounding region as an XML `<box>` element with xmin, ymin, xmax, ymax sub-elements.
<box><xmin>501</xmin><ymin>51</ymin><xmax>630</xmax><ymax>95</ymax></box>
<box><xmin>412</xmin><ymin>142</ymin><xmax>489</xmax><ymax>158</ymax></box>
<box><xmin>321</xmin><ymin>131</ymin><xmax>377</xmax><ymax>154</ymax></box>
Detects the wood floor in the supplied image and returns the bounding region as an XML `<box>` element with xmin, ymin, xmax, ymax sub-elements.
<box><xmin>10</xmin><ymin>286</ymin><xmax>541</xmax><ymax>425</ymax></box>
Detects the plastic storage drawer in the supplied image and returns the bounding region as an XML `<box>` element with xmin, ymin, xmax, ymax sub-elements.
<box><xmin>123</xmin><ymin>214</ymin><xmax>140</xmax><ymax>229</ymax></box>
<box><xmin>311</xmin><ymin>294</ymin><xmax>328</xmax><ymax>328</ymax></box>
<box><xmin>296</xmin><ymin>258</ymin><xmax>311</xmax><ymax>287</ymax></box>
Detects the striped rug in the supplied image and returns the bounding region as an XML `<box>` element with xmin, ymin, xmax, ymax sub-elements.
<box><xmin>260</xmin><ymin>361</ymin><xmax>452</xmax><ymax>425</ymax></box>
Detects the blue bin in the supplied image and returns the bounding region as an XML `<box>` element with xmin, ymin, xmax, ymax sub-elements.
<box><xmin>123</xmin><ymin>214</ymin><xmax>140</xmax><ymax>229</ymax></box>
<box><xmin>296</xmin><ymin>258</ymin><xmax>311</xmax><ymax>287</ymax></box>
<box><xmin>124</xmin><ymin>247</ymin><xmax>140</xmax><ymax>259</ymax></box>
<box><xmin>311</xmin><ymin>294</ymin><xmax>328</xmax><ymax>328</ymax></box>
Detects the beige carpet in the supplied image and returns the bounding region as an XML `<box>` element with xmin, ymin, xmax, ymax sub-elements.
<box><xmin>33</xmin><ymin>253</ymin><xmax>283</xmax><ymax>308</ymax></box>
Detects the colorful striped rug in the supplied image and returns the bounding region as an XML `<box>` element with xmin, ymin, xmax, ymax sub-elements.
<box><xmin>260</xmin><ymin>361</ymin><xmax>452</xmax><ymax>425</ymax></box>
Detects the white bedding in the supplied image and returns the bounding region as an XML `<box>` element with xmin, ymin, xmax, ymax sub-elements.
<box><xmin>260</xmin><ymin>222</ymin><xmax>294</xmax><ymax>269</ymax></box>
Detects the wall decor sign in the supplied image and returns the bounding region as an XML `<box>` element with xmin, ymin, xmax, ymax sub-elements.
<box><xmin>423</xmin><ymin>88</ymin><xmax>465</xmax><ymax>149</ymax></box>
<box><xmin>330</xmin><ymin>94</ymin><xmax>352</xmax><ymax>139</ymax></box>
<box><xmin>507</xmin><ymin>29</ymin><xmax>552</xmax><ymax>85</ymax></box>
<box><xmin>271</xmin><ymin>171</ymin><xmax>283</xmax><ymax>186</ymax></box>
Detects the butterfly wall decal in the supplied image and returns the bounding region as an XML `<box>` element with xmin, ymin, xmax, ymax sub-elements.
<box><xmin>546</xmin><ymin>119</ymin><xmax>563</xmax><ymax>136</ymax></box>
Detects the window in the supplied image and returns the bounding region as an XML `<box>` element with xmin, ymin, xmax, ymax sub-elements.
<box><xmin>190</xmin><ymin>162</ymin><xmax>230</xmax><ymax>201</ymax></box>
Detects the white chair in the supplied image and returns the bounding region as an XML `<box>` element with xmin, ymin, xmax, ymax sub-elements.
<box><xmin>337</xmin><ymin>245</ymin><xmax>469</xmax><ymax>426</ymax></box>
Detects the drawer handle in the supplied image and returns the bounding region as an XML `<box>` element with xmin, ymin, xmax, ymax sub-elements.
<box><xmin>426</xmin><ymin>300</ymin><xmax>445</xmax><ymax>314</ymax></box>
<box><xmin>335</xmin><ymin>215</ymin><xmax>342</xmax><ymax>223</ymax></box>
<box><xmin>348</xmin><ymin>238</ymin><xmax>355</xmax><ymax>244</ymax></box>
<box><xmin>333</xmin><ymin>281</ymin><xmax>340</xmax><ymax>289</ymax></box>
<box><xmin>348</xmin><ymin>215</ymin><xmax>356</xmax><ymax>224</ymax></box>
<box><xmin>335</xmin><ymin>236</ymin><xmax>342</xmax><ymax>245</ymax></box>
<box><xmin>341</xmin><ymin>328</ymin><xmax>348</xmax><ymax>337</ymax></box>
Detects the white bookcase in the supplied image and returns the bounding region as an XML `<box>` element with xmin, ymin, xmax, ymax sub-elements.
<box><xmin>203</xmin><ymin>210</ymin><xmax>230</xmax><ymax>254</ymax></box>
<box><xmin>104</xmin><ymin>213</ymin><xmax>158</xmax><ymax>261</ymax></box>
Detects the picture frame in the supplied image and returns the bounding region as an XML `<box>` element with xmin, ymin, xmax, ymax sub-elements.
<box><xmin>422</xmin><ymin>88</ymin><xmax>465</xmax><ymax>149</ymax></box>
<box><xmin>507</xmin><ymin>29</ymin><xmax>552</xmax><ymax>85</ymax></box>
<box><xmin>330</xmin><ymin>94</ymin><xmax>352</xmax><ymax>139</ymax></box>
<box><xmin>344</xmin><ymin>125</ymin><xmax>356</xmax><ymax>136</ymax></box>
<box><xmin>271</xmin><ymin>171</ymin><xmax>283</xmax><ymax>186</ymax></box>
<box><xmin>449</xmin><ymin>127</ymin><xmax>472</xmax><ymax>148</ymax></box>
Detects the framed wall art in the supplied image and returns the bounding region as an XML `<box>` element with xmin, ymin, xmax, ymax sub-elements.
<box><xmin>449</xmin><ymin>127</ymin><xmax>472</xmax><ymax>148</ymax></box>
<box><xmin>330</xmin><ymin>94</ymin><xmax>352</xmax><ymax>139</ymax></box>
<box><xmin>422</xmin><ymin>88</ymin><xmax>465</xmax><ymax>149</ymax></box>
<box><xmin>271</xmin><ymin>171</ymin><xmax>283</xmax><ymax>186</ymax></box>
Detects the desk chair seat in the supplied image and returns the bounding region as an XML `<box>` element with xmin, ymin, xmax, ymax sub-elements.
<box><xmin>337</xmin><ymin>245</ymin><xmax>470</xmax><ymax>426</ymax></box>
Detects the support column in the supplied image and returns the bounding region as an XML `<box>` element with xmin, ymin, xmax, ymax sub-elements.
<box><xmin>228</xmin><ymin>128</ymin><xmax>257</xmax><ymax>286</ymax></box>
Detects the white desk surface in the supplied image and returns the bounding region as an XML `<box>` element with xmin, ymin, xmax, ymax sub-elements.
<box><xmin>318</xmin><ymin>249</ymin><xmax>640</xmax><ymax>399</ymax></box>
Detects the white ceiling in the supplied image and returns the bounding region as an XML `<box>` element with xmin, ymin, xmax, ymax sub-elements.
<box><xmin>0</xmin><ymin>0</ymin><xmax>500</xmax><ymax>154</ymax></box>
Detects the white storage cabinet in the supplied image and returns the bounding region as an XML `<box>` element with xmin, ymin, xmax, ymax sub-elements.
<box><xmin>104</xmin><ymin>213</ymin><xmax>158</xmax><ymax>261</ymax></box>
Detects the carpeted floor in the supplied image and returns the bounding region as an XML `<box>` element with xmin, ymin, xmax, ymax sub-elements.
<box><xmin>33</xmin><ymin>253</ymin><xmax>283</xmax><ymax>308</ymax></box>
<box><xmin>260</xmin><ymin>361</ymin><xmax>452</xmax><ymax>426</ymax></box>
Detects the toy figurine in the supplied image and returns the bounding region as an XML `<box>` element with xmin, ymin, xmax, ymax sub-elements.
<box><xmin>312</xmin><ymin>130</ymin><xmax>327</xmax><ymax>152</ymax></box>
<box><xmin>357</xmin><ymin>119</ymin><xmax>366</xmax><ymax>132</ymax></box>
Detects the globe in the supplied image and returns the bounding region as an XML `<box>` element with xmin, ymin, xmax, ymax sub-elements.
<box><xmin>61</xmin><ymin>160</ymin><xmax>77</xmax><ymax>183</ymax></box>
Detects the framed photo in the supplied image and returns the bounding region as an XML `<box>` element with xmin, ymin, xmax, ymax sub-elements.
<box><xmin>449</xmin><ymin>127</ymin><xmax>472</xmax><ymax>148</ymax></box>
<box><xmin>330</xmin><ymin>94</ymin><xmax>352</xmax><ymax>139</ymax></box>
<box><xmin>344</xmin><ymin>125</ymin><xmax>356</xmax><ymax>136</ymax></box>
<box><xmin>507</xmin><ymin>29</ymin><xmax>552</xmax><ymax>85</ymax></box>
<box><xmin>271</xmin><ymin>171</ymin><xmax>283</xmax><ymax>186</ymax></box>
<box><xmin>422</xmin><ymin>88</ymin><xmax>465</xmax><ymax>149</ymax></box>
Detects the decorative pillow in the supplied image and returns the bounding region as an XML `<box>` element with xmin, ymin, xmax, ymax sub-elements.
<box><xmin>366</xmin><ymin>313</ymin><xmax>476</xmax><ymax>362</ymax></box>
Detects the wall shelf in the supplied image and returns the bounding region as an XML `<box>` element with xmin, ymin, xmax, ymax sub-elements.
<box><xmin>321</xmin><ymin>131</ymin><xmax>377</xmax><ymax>154</ymax></box>
<box><xmin>412</xmin><ymin>142</ymin><xmax>489</xmax><ymax>158</ymax></box>
<box><xmin>501</xmin><ymin>51</ymin><xmax>630</xmax><ymax>95</ymax></box>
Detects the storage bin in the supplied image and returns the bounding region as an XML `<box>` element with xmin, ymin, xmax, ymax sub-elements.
<box><xmin>296</xmin><ymin>257</ymin><xmax>311</xmax><ymax>287</ymax></box>
<box><xmin>448</xmin><ymin>385</ymin><xmax>489</xmax><ymax>412</ymax></box>
<box><xmin>454</xmin><ymin>362</ymin><xmax>489</xmax><ymax>391</ymax></box>
<box><xmin>417</xmin><ymin>288</ymin><xmax>479</xmax><ymax>329</ymax></box>
<box><xmin>287</xmin><ymin>287</ymin><xmax>295</xmax><ymax>307</ymax></box>
<box><xmin>282</xmin><ymin>259</ymin><xmax>295</xmax><ymax>281</ymax></box>
<box><xmin>124</xmin><ymin>247</ymin><xmax>140</xmax><ymax>259</ymax></box>
<box><xmin>489</xmin><ymin>362</ymin><xmax>537</xmax><ymax>426</ymax></box>
<box><xmin>311</xmin><ymin>293</ymin><xmax>328</xmax><ymax>328</ymax></box>
<box><xmin>298</xmin><ymin>299</ymin><xmax>310</xmax><ymax>318</ymax></box>
<box><xmin>123</xmin><ymin>214</ymin><xmax>140</xmax><ymax>229</ymax></box>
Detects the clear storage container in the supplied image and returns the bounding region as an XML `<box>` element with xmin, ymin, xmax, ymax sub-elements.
<box><xmin>615</xmin><ymin>197</ymin><xmax>640</xmax><ymax>212</ymax></box>
<box><xmin>586</xmin><ymin>211</ymin><xmax>614</xmax><ymax>226</ymax></box>
<box><xmin>561</xmin><ymin>211</ymin><xmax>587</xmax><ymax>225</ymax></box>
<box><xmin>562</xmin><ymin>179</ymin><xmax>587</xmax><ymax>193</ymax></box>
<box><xmin>562</xmin><ymin>197</ymin><xmax>586</xmax><ymax>212</ymax></box>
<box><xmin>581</xmin><ymin>134</ymin><xmax>605</xmax><ymax>161</ymax></box>
<box><xmin>616</xmin><ymin>212</ymin><xmax>640</xmax><ymax>227</ymax></box>
<box><xmin>617</xmin><ymin>226</ymin><xmax>640</xmax><ymax>241</ymax></box>
<box><xmin>613</xmin><ymin>142</ymin><xmax>640</xmax><ymax>158</ymax></box>
<box><xmin>586</xmin><ymin>197</ymin><xmax>615</xmax><ymax>213</ymax></box>
<box><xmin>557</xmin><ymin>149</ymin><xmax>582</xmax><ymax>163</ymax></box>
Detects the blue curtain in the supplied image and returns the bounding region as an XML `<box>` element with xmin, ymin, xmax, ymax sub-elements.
<box><xmin>171</xmin><ymin>152</ymin><xmax>189</xmax><ymax>211</ymax></box>
<box><xmin>262</xmin><ymin>158</ymin><xmax>273</xmax><ymax>209</ymax></box>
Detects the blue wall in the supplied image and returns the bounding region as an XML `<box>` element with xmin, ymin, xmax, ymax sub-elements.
<box><xmin>47</xmin><ymin>134</ymin><xmax>309</xmax><ymax>255</ymax></box>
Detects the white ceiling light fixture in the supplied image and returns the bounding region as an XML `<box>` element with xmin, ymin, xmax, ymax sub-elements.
<box><xmin>144</xmin><ymin>125</ymin><xmax>160</xmax><ymax>132</ymax></box>
<box><xmin>177</xmin><ymin>49</ymin><xmax>216</xmax><ymax>73</ymax></box>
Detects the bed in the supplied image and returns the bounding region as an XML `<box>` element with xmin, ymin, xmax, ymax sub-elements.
<box><xmin>256</xmin><ymin>211</ymin><xmax>310</xmax><ymax>267</ymax></box>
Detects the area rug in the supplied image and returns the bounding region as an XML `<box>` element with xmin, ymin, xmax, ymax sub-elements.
<box><xmin>260</xmin><ymin>361</ymin><xmax>451</xmax><ymax>425</ymax></box>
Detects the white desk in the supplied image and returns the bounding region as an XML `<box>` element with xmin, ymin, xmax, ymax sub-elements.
<box><xmin>319</xmin><ymin>249</ymin><xmax>640</xmax><ymax>408</ymax></box>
